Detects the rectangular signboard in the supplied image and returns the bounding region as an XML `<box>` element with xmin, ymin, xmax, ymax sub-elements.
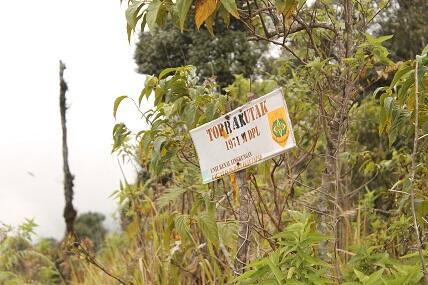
<box><xmin>190</xmin><ymin>88</ymin><xmax>296</xmax><ymax>184</ymax></box>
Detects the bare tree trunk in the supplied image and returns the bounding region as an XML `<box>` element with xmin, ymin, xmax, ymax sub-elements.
<box><xmin>59</xmin><ymin>60</ymin><xmax>77</xmax><ymax>235</ymax></box>
<box><xmin>318</xmin><ymin>1</ymin><xmax>355</xmax><ymax>281</ymax></box>
<box><xmin>335</xmin><ymin>0</ymin><xmax>354</xmax><ymax>265</ymax></box>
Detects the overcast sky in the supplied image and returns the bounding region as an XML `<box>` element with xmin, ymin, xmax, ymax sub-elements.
<box><xmin>0</xmin><ymin>1</ymin><xmax>147</xmax><ymax>239</ymax></box>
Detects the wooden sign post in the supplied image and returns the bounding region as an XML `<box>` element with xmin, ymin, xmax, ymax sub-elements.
<box><xmin>190</xmin><ymin>88</ymin><xmax>296</xmax><ymax>273</ymax></box>
<box><xmin>234</xmin><ymin>91</ymin><xmax>254</xmax><ymax>274</ymax></box>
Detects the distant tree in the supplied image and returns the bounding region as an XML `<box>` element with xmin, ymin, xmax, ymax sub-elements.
<box><xmin>74</xmin><ymin>212</ymin><xmax>107</xmax><ymax>251</ymax></box>
<box><xmin>377</xmin><ymin>0</ymin><xmax>428</xmax><ymax>60</ymax></box>
<box><xmin>134</xmin><ymin>20</ymin><xmax>269</xmax><ymax>88</ymax></box>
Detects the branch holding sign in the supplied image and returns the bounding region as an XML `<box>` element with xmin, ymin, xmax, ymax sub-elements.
<box><xmin>190</xmin><ymin>88</ymin><xmax>296</xmax><ymax>184</ymax></box>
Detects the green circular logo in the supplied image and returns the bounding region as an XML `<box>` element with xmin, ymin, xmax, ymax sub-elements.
<box><xmin>272</xmin><ymin>118</ymin><xmax>287</xmax><ymax>138</ymax></box>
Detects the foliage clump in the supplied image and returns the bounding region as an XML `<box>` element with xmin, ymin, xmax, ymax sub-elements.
<box><xmin>134</xmin><ymin>21</ymin><xmax>269</xmax><ymax>88</ymax></box>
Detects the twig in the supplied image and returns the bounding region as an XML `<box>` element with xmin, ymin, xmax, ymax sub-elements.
<box><xmin>250</xmin><ymin>174</ymin><xmax>280</xmax><ymax>230</ymax></box>
<box><xmin>74</xmin><ymin>242</ymin><xmax>134</xmax><ymax>285</ymax></box>
<box><xmin>409</xmin><ymin>59</ymin><xmax>428</xmax><ymax>284</ymax></box>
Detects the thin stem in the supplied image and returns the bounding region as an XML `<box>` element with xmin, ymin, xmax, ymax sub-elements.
<box><xmin>410</xmin><ymin>59</ymin><xmax>428</xmax><ymax>284</ymax></box>
<box><xmin>76</xmin><ymin>243</ymin><xmax>134</xmax><ymax>285</ymax></box>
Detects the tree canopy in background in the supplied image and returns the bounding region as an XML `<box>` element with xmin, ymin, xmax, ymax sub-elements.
<box><xmin>134</xmin><ymin>20</ymin><xmax>269</xmax><ymax>87</ymax></box>
<box><xmin>377</xmin><ymin>0</ymin><xmax>428</xmax><ymax>60</ymax></box>
<box><xmin>74</xmin><ymin>212</ymin><xmax>107</xmax><ymax>251</ymax></box>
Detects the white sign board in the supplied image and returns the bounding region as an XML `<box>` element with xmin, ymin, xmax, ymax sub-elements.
<box><xmin>190</xmin><ymin>88</ymin><xmax>296</xmax><ymax>184</ymax></box>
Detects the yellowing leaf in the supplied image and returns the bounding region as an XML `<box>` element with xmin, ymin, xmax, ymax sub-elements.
<box><xmin>274</xmin><ymin>0</ymin><xmax>298</xmax><ymax>25</ymax></box>
<box><xmin>125</xmin><ymin>219</ymin><xmax>140</xmax><ymax>237</ymax></box>
<box><xmin>195</xmin><ymin>0</ymin><xmax>217</xmax><ymax>29</ymax></box>
<box><xmin>230</xmin><ymin>173</ymin><xmax>238</xmax><ymax>203</ymax></box>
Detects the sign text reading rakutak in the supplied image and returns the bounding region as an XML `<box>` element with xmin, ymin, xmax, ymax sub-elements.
<box><xmin>206</xmin><ymin>100</ymin><xmax>268</xmax><ymax>142</ymax></box>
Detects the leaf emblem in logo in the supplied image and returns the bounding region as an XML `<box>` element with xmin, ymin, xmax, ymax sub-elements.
<box><xmin>268</xmin><ymin>107</ymin><xmax>289</xmax><ymax>147</ymax></box>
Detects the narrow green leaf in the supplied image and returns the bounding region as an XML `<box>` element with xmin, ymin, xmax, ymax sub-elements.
<box><xmin>219</xmin><ymin>0</ymin><xmax>239</xmax><ymax>18</ymax></box>
<box><xmin>366</xmin><ymin>269</ymin><xmax>384</xmax><ymax>285</ymax></box>
<box><xmin>397</xmin><ymin>75</ymin><xmax>414</xmax><ymax>104</ymax></box>
<box><xmin>113</xmin><ymin>96</ymin><xmax>128</xmax><ymax>119</ymax></box>
<box><xmin>139</xmin><ymin>76</ymin><xmax>158</xmax><ymax>105</ymax></box>
<box><xmin>354</xmin><ymin>269</ymin><xmax>369</xmax><ymax>282</ymax></box>
<box><xmin>285</xmin><ymin>280</ymin><xmax>306</xmax><ymax>285</ymax></box>
<box><xmin>400</xmin><ymin>251</ymin><xmax>424</xmax><ymax>259</ymax></box>
<box><xmin>125</xmin><ymin>0</ymin><xmax>145</xmax><ymax>40</ymax></box>
<box><xmin>421</xmin><ymin>44</ymin><xmax>428</xmax><ymax>56</ymax></box>
<box><xmin>267</xmin><ymin>256</ymin><xmax>285</xmax><ymax>284</ymax></box>
<box><xmin>303</xmin><ymin>232</ymin><xmax>333</xmax><ymax>243</ymax></box>
<box><xmin>390</xmin><ymin>65</ymin><xmax>412</xmax><ymax>88</ymax></box>
<box><xmin>146</xmin><ymin>0</ymin><xmax>162</xmax><ymax>31</ymax></box>
<box><xmin>153</xmin><ymin>136</ymin><xmax>167</xmax><ymax>154</ymax></box>
<box><xmin>374</xmin><ymin>34</ymin><xmax>393</xmax><ymax>44</ymax></box>
<box><xmin>159</xmin><ymin>67</ymin><xmax>179</xmax><ymax>79</ymax></box>
<box><xmin>127</xmin><ymin>23</ymin><xmax>133</xmax><ymax>43</ymax></box>
<box><xmin>112</xmin><ymin>123</ymin><xmax>130</xmax><ymax>153</ymax></box>
<box><xmin>140</xmin><ymin>12</ymin><xmax>147</xmax><ymax>31</ymax></box>
<box><xmin>218</xmin><ymin>4</ymin><xmax>230</xmax><ymax>26</ymax></box>
<box><xmin>176</xmin><ymin>0</ymin><xmax>193</xmax><ymax>31</ymax></box>
<box><xmin>373</xmin><ymin>86</ymin><xmax>389</xmax><ymax>98</ymax></box>
<box><xmin>260</xmin><ymin>279</ymin><xmax>279</xmax><ymax>285</ymax></box>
